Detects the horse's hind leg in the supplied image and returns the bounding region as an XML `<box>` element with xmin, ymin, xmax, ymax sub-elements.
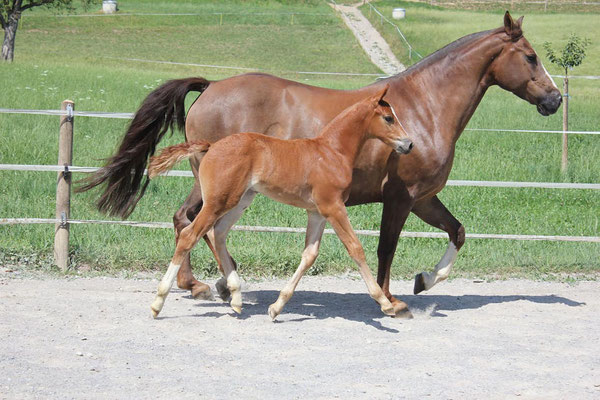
<box><xmin>268</xmin><ymin>211</ymin><xmax>326</xmax><ymax>320</ymax></box>
<box><xmin>411</xmin><ymin>195</ymin><xmax>465</xmax><ymax>294</ymax></box>
<box><xmin>210</xmin><ymin>190</ymin><xmax>256</xmax><ymax>314</ymax></box>
<box><xmin>174</xmin><ymin>183</ymin><xmax>215</xmax><ymax>299</ymax></box>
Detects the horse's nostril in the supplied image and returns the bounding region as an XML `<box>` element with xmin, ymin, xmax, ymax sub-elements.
<box><xmin>408</xmin><ymin>142</ymin><xmax>414</xmax><ymax>150</ymax></box>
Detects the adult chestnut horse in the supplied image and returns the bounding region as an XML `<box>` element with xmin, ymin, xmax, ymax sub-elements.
<box><xmin>80</xmin><ymin>13</ymin><xmax>561</xmax><ymax>317</ymax></box>
<box><xmin>147</xmin><ymin>87</ymin><xmax>413</xmax><ymax>319</ymax></box>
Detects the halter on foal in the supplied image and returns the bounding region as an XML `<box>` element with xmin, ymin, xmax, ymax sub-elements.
<box><xmin>148</xmin><ymin>86</ymin><xmax>413</xmax><ymax>319</ymax></box>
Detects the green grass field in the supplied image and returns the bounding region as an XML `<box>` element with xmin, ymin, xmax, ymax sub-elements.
<box><xmin>0</xmin><ymin>0</ymin><xmax>598</xmax><ymax>281</ymax></box>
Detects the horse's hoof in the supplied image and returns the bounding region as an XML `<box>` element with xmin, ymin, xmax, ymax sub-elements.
<box><xmin>150</xmin><ymin>306</ymin><xmax>160</xmax><ymax>319</ymax></box>
<box><xmin>414</xmin><ymin>273</ymin><xmax>426</xmax><ymax>295</ymax></box>
<box><xmin>215</xmin><ymin>277</ymin><xmax>231</xmax><ymax>301</ymax></box>
<box><xmin>230</xmin><ymin>304</ymin><xmax>242</xmax><ymax>314</ymax></box>
<box><xmin>191</xmin><ymin>284</ymin><xmax>214</xmax><ymax>301</ymax></box>
<box><xmin>268</xmin><ymin>304</ymin><xmax>279</xmax><ymax>321</ymax></box>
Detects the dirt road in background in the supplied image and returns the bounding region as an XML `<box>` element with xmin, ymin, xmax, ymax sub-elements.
<box><xmin>1</xmin><ymin>273</ymin><xmax>599</xmax><ymax>399</ymax></box>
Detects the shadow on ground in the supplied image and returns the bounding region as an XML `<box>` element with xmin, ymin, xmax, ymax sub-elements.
<box><xmin>158</xmin><ymin>289</ymin><xmax>585</xmax><ymax>333</ymax></box>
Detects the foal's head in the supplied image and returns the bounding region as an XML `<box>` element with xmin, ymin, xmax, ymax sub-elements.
<box><xmin>488</xmin><ymin>12</ymin><xmax>562</xmax><ymax>116</ymax></box>
<box><xmin>366</xmin><ymin>85</ymin><xmax>413</xmax><ymax>154</ymax></box>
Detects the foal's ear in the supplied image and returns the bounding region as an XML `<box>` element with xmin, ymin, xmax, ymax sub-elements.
<box><xmin>503</xmin><ymin>11</ymin><xmax>523</xmax><ymax>40</ymax></box>
<box><xmin>373</xmin><ymin>84</ymin><xmax>390</xmax><ymax>105</ymax></box>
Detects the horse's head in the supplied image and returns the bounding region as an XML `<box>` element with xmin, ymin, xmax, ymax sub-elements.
<box><xmin>488</xmin><ymin>12</ymin><xmax>562</xmax><ymax>116</ymax></box>
<box><xmin>367</xmin><ymin>85</ymin><xmax>413</xmax><ymax>154</ymax></box>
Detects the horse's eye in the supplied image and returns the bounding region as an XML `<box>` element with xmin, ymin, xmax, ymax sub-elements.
<box><xmin>526</xmin><ymin>54</ymin><xmax>537</xmax><ymax>65</ymax></box>
<box><xmin>383</xmin><ymin>115</ymin><xmax>394</xmax><ymax>124</ymax></box>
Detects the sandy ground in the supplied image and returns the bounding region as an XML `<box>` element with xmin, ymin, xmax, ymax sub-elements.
<box><xmin>1</xmin><ymin>270</ymin><xmax>599</xmax><ymax>399</ymax></box>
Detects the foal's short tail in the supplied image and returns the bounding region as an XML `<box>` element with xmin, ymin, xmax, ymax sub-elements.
<box><xmin>148</xmin><ymin>141</ymin><xmax>211</xmax><ymax>179</ymax></box>
<box><xmin>76</xmin><ymin>77</ymin><xmax>211</xmax><ymax>218</ymax></box>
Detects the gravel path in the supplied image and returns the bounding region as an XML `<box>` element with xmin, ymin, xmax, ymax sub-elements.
<box><xmin>1</xmin><ymin>272</ymin><xmax>599</xmax><ymax>399</ymax></box>
<box><xmin>332</xmin><ymin>2</ymin><xmax>405</xmax><ymax>75</ymax></box>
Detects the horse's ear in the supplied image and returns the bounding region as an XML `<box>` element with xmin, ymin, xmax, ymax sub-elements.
<box><xmin>516</xmin><ymin>16</ymin><xmax>524</xmax><ymax>28</ymax></box>
<box><xmin>503</xmin><ymin>11</ymin><xmax>522</xmax><ymax>40</ymax></box>
<box><xmin>374</xmin><ymin>84</ymin><xmax>390</xmax><ymax>105</ymax></box>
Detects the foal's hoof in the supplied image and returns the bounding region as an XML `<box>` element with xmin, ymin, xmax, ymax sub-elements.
<box><xmin>150</xmin><ymin>306</ymin><xmax>160</xmax><ymax>319</ymax></box>
<box><xmin>191</xmin><ymin>283</ymin><xmax>214</xmax><ymax>301</ymax></box>
<box><xmin>381</xmin><ymin>304</ymin><xmax>396</xmax><ymax>317</ymax></box>
<box><xmin>392</xmin><ymin>301</ymin><xmax>414</xmax><ymax>319</ymax></box>
<box><xmin>215</xmin><ymin>277</ymin><xmax>231</xmax><ymax>301</ymax></box>
<box><xmin>394</xmin><ymin>308</ymin><xmax>414</xmax><ymax>319</ymax></box>
<box><xmin>230</xmin><ymin>292</ymin><xmax>242</xmax><ymax>314</ymax></box>
<box><xmin>268</xmin><ymin>304</ymin><xmax>279</xmax><ymax>321</ymax></box>
<box><xmin>414</xmin><ymin>273</ymin><xmax>426</xmax><ymax>295</ymax></box>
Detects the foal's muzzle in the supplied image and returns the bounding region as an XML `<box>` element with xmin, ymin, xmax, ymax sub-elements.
<box><xmin>395</xmin><ymin>139</ymin><xmax>414</xmax><ymax>154</ymax></box>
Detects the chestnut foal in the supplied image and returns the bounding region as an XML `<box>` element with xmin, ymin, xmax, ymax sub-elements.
<box><xmin>148</xmin><ymin>86</ymin><xmax>413</xmax><ymax>320</ymax></box>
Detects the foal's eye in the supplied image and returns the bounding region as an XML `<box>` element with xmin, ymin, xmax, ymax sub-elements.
<box><xmin>383</xmin><ymin>115</ymin><xmax>394</xmax><ymax>124</ymax></box>
<box><xmin>526</xmin><ymin>54</ymin><xmax>537</xmax><ymax>65</ymax></box>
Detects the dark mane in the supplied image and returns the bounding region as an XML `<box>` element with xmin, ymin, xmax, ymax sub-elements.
<box><xmin>386</xmin><ymin>28</ymin><xmax>503</xmax><ymax>78</ymax></box>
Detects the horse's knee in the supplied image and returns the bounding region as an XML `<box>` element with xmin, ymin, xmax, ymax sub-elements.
<box><xmin>454</xmin><ymin>225</ymin><xmax>466</xmax><ymax>250</ymax></box>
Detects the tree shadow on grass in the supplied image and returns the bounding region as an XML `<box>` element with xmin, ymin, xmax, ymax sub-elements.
<box><xmin>157</xmin><ymin>289</ymin><xmax>586</xmax><ymax>333</ymax></box>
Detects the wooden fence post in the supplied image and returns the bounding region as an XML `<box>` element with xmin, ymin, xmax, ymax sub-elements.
<box><xmin>54</xmin><ymin>100</ymin><xmax>74</xmax><ymax>270</ymax></box>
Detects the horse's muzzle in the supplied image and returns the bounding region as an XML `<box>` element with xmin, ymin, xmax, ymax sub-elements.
<box><xmin>537</xmin><ymin>90</ymin><xmax>562</xmax><ymax>116</ymax></box>
<box><xmin>395</xmin><ymin>139</ymin><xmax>414</xmax><ymax>154</ymax></box>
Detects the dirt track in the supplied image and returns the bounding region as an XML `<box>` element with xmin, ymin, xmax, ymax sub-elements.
<box><xmin>1</xmin><ymin>272</ymin><xmax>599</xmax><ymax>399</ymax></box>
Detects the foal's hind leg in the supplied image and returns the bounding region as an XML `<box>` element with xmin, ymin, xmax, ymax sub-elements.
<box><xmin>151</xmin><ymin>205</ymin><xmax>221</xmax><ymax>318</ymax></box>
<box><xmin>411</xmin><ymin>195</ymin><xmax>465</xmax><ymax>294</ymax></box>
<box><xmin>210</xmin><ymin>190</ymin><xmax>257</xmax><ymax>314</ymax></box>
<box><xmin>174</xmin><ymin>183</ymin><xmax>214</xmax><ymax>299</ymax></box>
<box><xmin>268</xmin><ymin>211</ymin><xmax>326</xmax><ymax>320</ymax></box>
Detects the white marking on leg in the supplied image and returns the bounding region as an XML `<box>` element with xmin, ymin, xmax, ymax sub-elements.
<box><xmin>151</xmin><ymin>262</ymin><xmax>181</xmax><ymax>318</ymax></box>
<box><xmin>422</xmin><ymin>242</ymin><xmax>458</xmax><ymax>291</ymax></box>
<box><xmin>227</xmin><ymin>270</ymin><xmax>242</xmax><ymax>313</ymax></box>
<box><xmin>541</xmin><ymin>62</ymin><xmax>558</xmax><ymax>89</ymax></box>
<box><xmin>269</xmin><ymin>212</ymin><xmax>326</xmax><ymax>320</ymax></box>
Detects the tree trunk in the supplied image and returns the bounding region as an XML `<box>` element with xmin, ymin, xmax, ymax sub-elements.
<box><xmin>561</xmin><ymin>73</ymin><xmax>569</xmax><ymax>173</ymax></box>
<box><xmin>2</xmin><ymin>12</ymin><xmax>21</xmax><ymax>62</ymax></box>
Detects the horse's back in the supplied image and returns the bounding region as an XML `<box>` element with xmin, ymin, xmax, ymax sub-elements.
<box><xmin>185</xmin><ymin>73</ymin><xmax>372</xmax><ymax>143</ymax></box>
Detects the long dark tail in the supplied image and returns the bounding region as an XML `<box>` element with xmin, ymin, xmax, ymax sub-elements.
<box><xmin>148</xmin><ymin>141</ymin><xmax>211</xmax><ymax>179</ymax></box>
<box><xmin>77</xmin><ymin>77</ymin><xmax>211</xmax><ymax>218</ymax></box>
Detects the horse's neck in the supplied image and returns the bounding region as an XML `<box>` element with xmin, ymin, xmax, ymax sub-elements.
<box><xmin>399</xmin><ymin>30</ymin><xmax>504</xmax><ymax>144</ymax></box>
<box><xmin>317</xmin><ymin>106</ymin><xmax>370</xmax><ymax>163</ymax></box>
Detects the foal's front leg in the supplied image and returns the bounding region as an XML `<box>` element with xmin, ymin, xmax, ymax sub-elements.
<box><xmin>268</xmin><ymin>211</ymin><xmax>326</xmax><ymax>320</ymax></box>
<box><xmin>319</xmin><ymin>199</ymin><xmax>396</xmax><ymax>317</ymax></box>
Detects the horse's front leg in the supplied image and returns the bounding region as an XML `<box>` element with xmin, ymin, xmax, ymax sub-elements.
<box><xmin>411</xmin><ymin>195</ymin><xmax>465</xmax><ymax>294</ymax></box>
<box><xmin>376</xmin><ymin>180</ymin><xmax>414</xmax><ymax>317</ymax></box>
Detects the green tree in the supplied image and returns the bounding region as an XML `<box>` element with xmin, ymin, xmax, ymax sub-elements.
<box><xmin>1</xmin><ymin>0</ymin><xmax>94</xmax><ymax>62</ymax></box>
<box><xmin>543</xmin><ymin>35</ymin><xmax>590</xmax><ymax>173</ymax></box>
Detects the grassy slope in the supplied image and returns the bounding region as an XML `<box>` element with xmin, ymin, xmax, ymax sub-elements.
<box><xmin>0</xmin><ymin>0</ymin><xmax>598</xmax><ymax>279</ymax></box>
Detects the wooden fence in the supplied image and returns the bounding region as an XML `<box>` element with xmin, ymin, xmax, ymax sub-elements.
<box><xmin>0</xmin><ymin>101</ymin><xmax>599</xmax><ymax>270</ymax></box>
